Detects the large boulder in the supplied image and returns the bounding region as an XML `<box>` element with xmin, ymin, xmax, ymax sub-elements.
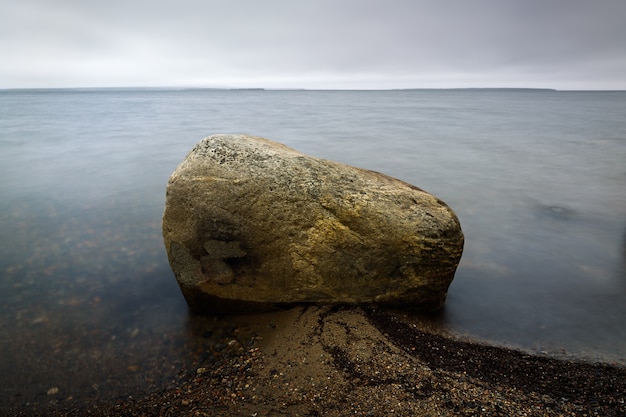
<box><xmin>162</xmin><ymin>134</ymin><xmax>464</xmax><ymax>314</ymax></box>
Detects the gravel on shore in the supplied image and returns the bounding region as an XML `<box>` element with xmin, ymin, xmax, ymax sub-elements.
<box><xmin>8</xmin><ymin>306</ymin><xmax>626</xmax><ymax>416</ymax></box>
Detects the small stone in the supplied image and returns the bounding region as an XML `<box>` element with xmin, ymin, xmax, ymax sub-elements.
<box><xmin>47</xmin><ymin>387</ymin><xmax>59</xmax><ymax>395</ymax></box>
<box><xmin>31</xmin><ymin>315</ymin><xmax>48</xmax><ymax>325</ymax></box>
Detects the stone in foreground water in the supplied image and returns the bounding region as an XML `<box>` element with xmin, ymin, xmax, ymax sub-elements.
<box><xmin>162</xmin><ymin>134</ymin><xmax>464</xmax><ymax>313</ymax></box>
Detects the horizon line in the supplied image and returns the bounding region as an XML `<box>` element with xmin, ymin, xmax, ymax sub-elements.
<box><xmin>1</xmin><ymin>86</ymin><xmax>625</xmax><ymax>92</ymax></box>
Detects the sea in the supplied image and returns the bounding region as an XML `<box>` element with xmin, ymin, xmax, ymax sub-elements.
<box><xmin>1</xmin><ymin>88</ymin><xmax>625</xmax><ymax>408</ymax></box>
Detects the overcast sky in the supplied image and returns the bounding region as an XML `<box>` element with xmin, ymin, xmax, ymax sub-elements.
<box><xmin>2</xmin><ymin>0</ymin><xmax>625</xmax><ymax>90</ymax></box>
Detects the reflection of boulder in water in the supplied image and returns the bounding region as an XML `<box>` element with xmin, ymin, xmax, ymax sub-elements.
<box><xmin>537</xmin><ymin>204</ymin><xmax>576</xmax><ymax>219</ymax></box>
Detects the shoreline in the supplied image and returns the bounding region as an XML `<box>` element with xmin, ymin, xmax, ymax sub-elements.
<box><xmin>7</xmin><ymin>306</ymin><xmax>626</xmax><ymax>416</ymax></box>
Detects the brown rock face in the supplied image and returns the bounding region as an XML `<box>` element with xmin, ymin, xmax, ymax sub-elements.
<box><xmin>162</xmin><ymin>134</ymin><xmax>463</xmax><ymax>314</ymax></box>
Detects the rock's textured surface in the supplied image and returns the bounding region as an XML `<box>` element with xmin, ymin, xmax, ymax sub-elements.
<box><xmin>162</xmin><ymin>134</ymin><xmax>463</xmax><ymax>313</ymax></box>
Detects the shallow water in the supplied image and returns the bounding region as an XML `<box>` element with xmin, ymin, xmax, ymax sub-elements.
<box><xmin>1</xmin><ymin>88</ymin><xmax>625</xmax><ymax>407</ymax></box>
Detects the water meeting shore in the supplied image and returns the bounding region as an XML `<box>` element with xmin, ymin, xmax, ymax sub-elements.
<box><xmin>11</xmin><ymin>305</ymin><xmax>625</xmax><ymax>417</ymax></box>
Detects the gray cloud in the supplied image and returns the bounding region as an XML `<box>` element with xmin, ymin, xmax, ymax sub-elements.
<box><xmin>2</xmin><ymin>0</ymin><xmax>625</xmax><ymax>89</ymax></box>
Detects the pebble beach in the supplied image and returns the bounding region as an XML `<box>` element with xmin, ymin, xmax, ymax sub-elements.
<box><xmin>7</xmin><ymin>306</ymin><xmax>625</xmax><ymax>417</ymax></box>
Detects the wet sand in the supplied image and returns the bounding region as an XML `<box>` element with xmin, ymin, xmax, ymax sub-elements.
<box><xmin>6</xmin><ymin>306</ymin><xmax>626</xmax><ymax>416</ymax></box>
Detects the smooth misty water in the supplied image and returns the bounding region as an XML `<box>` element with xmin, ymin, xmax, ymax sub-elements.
<box><xmin>1</xmin><ymin>89</ymin><xmax>625</xmax><ymax>406</ymax></box>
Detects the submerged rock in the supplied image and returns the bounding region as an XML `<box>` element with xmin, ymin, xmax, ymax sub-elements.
<box><xmin>162</xmin><ymin>134</ymin><xmax>463</xmax><ymax>313</ymax></box>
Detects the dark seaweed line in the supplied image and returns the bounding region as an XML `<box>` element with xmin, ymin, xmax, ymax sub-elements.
<box><xmin>365</xmin><ymin>308</ymin><xmax>626</xmax><ymax>414</ymax></box>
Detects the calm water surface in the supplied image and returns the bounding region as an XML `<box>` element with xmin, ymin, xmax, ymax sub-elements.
<box><xmin>1</xmin><ymin>89</ymin><xmax>625</xmax><ymax>407</ymax></box>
